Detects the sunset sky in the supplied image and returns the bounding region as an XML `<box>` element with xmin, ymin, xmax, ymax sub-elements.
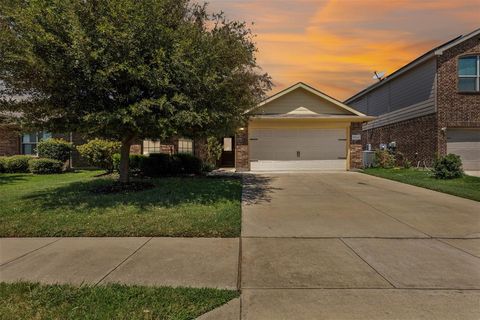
<box><xmin>208</xmin><ymin>0</ymin><xmax>480</xmax><ymax>100</ymax></box>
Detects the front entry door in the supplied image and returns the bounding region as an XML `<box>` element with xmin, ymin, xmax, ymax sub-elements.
<box><xmin>220</xmin><ymin>137</ymin><xmax>235</xmax><ymax>167</ymax></box>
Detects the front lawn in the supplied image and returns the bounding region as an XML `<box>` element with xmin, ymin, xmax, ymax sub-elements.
<box><xmin>363</xmin><ymin>168</ymin><xmax>480</xmax><ymax>202</ymax></box>
<box><xmin>0</xmin><ymin>171</ymin><xmax>242</xmax><ymax>237</ymax></box>
<box><xmin>0</xmin><ymin>282</ymin><xmax>238</xmax><ymax>320</ymax></box>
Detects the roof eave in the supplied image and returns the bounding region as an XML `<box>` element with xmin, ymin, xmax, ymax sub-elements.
<box><xmin>250</xmin><ymin>115</ymin><xmax>376</xmax><ymax>122</ymax></box>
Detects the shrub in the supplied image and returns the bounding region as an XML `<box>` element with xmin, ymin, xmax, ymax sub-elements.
<box><xmin>113</xmin><ymin>153</ymin><xmax>148</xmax><ymax>174</ymax></box>
<box><xmin>37</xmin><ymin>138</ymin><xmax>74</xmax><ymax>162</ymax></box>
<box><xmin>174</xmin><ymin>153</ymin><xmax>203</xmax><ymax>175</ymax></box>
<box><xmin>0</xmin><ymin>157</ymin><xmax>5</xmax><ymax>173</ymax></box>
<box><xmin>202</xmin><ymin>162</ymin><xmax>216</xmax><ymax>173</ymax></box>
<box><xmin>373</xmin><ymin>149</ymin><xmax>395</xmax><ymax>169</ymax></box>
<box><xmin>3</xmin><ymin>155</ymin><xmax>32</xmax><ymax>173</ymax></box>
<box><xmin>28</xmin><ymin>158</ymin><xmax>63</xmax><ymax>174</ymax></box>
<box><xmin>141</xmin><ymin>153</ymin><xmax>203</xmax><ymax>177</ymax></box>
<box><xmin>433</xmin><ymin>153</ymin><xmax>463</xmax><ymax>179</ymax></box>
<box><xmin>77</xmin><ymin>139</ymin><xmax>121</xmax><ymax>172</ymax></box>
<box><xmin>142</xmin><ymin>153</ymin><xmax>172</xmax><ymax>177</ymax></box>
<box><xmin>205</xmin><ymin>136</ymin><xmax>223</xmax><ymax>166</ymax></box>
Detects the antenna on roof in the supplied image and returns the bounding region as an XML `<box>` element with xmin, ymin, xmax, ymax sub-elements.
<box><xmin>372</xmin><ymin>71</ymin><xmax>385</xmax><ymax>81</ymax></box>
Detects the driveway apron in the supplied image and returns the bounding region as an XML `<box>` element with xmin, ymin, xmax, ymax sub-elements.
<box><xmin>240</xmin><ymin>172</ymin><xmax>480</xmax><ymax>319</ymax></box>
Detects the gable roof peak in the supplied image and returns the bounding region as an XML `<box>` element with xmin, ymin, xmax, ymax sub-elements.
<box><xmin>253</xmin><ymin>82</ymin><xmax>366</xmax><ymax>116</ymax></box>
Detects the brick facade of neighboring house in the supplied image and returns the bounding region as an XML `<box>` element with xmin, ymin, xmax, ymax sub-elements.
<box><xmin>347</xmin><ymin>29</ymin><xmax>480</xmax><ymax>169</ymax></box>
<box><xmin>436</xmin><ymin>35</ymin><xmax>480</xmax><ymax>155</ymax></box>
<box><xmin>0</xmin><ymin>125</ymin><xmax>20</xmax><ymax>156</ymax></box>
<box><xmin>362</xmin><ymin>114</ymin><xmax>438</xmax><ymax>165</ymax></box>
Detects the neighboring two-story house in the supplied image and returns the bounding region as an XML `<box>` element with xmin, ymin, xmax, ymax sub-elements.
<box><xmin>346</xmin><ymin>28</ymin><xmax>480</xmax><ymax>170</ymax></box>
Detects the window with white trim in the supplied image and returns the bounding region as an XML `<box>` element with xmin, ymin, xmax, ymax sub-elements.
<box><xmin>178</xmin><ymin>138</ymin><xmax>193</xmax><ymax>154</ymax></box>
<box><xmin>142</xmin><ymin>139</ymin><xmax>161</xmax><ymax>155</ymax></box>
<box><xmin>21</xmin><ymin>131</ymin><xmax>52</xmax><ymax>155</ymax></box>
<box><xmin>458</xmin><ymin>55</ymin><xmax>480</xmax><ymax>92</ymax></box>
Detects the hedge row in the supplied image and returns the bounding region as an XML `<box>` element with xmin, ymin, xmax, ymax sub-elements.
<box><xmin>113</xmin><ymin>153</ymin><xmax>203</xmax><ymax>176</ymax></box>
<box><xmin>0</xmin><ymin>155</ymin><xmax>63</xmax><ymax>174</ymax></box>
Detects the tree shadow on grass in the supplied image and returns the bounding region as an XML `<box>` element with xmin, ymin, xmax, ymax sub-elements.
<box><xmin>0</xmin><ymin>174</ymin><xmax>29</xmax><ymax>185</ymax></box>
<box><xmin>241</xmin><ymin>174</ymin><xmax>283</xmax><ymax>205</ymax></box>
<box><xmin>20</xmin><ymin>176</ymin><xmax>242</xmax><ymax>212</ymax></box>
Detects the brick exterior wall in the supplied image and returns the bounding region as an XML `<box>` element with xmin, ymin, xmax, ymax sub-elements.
<box><xmin>0</xmin><ymin>125</ymin><xmax>20</xmax><ymax>156</ymax></box>
<box><xmin>130</xmin><ymin>140</ymin><xmax>142</xmax><ymax>155</ymax></box>
<box><xmin>235</xmin><ymin>127</ymin><xmax>249</xmax><ymax>171</ymax></box>
<box><xmin>362</xmin><ymin>114</ymin><xmax>438</xmax><ymax>166</ymax></box>
<box><xmin>436</xmin><ymin>35</ymin><xmax>480</xmax><ymax>155</ymax></box>
<box><xmin>193</xmin><ymin>137</ymin><xmax>208</xmax><ymax>163</ymax></box>
<box><xmin>349</xmin><ymin>122</ymin><xmax>363</xmax><ymax>169</ymax></box>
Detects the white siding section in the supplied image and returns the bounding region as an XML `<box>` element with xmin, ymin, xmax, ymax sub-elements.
<box><xmin>255</xmin><ymin>88</ymin><xmax>352</xmax><ymax>116</ymax></box>
<box><xmin>349</xmin><ymin>58</ymin><xmax>436</xmax><ymax>117</ymax></box>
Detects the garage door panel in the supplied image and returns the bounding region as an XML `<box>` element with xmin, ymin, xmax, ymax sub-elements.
<box><xmin>249</xmin><ymin>128</ymin><xmax>346</xmax><ymax>170</ymax></box>
<box><xmin>447</xmin><ymin>129</ymin><xmax>480</xmax><ymax>171</ymax></box>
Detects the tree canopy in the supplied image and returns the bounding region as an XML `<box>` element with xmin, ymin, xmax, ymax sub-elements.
<box><xmin>0</xmin><ymin>0</ymin><xmax>271</xmax><ymax>181</ymax></box>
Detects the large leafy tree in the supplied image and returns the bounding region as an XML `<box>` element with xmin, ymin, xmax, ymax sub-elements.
<box><xmin>0</xmin><ymin>0</ymin><xmax>271</xmax><ymax>182</ymax></box>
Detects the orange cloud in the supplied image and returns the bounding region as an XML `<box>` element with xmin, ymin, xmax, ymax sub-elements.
<box><xmin>208</xmin><ymin>0</ymin><xmax>479</xmax><ymax>99</ymax></box>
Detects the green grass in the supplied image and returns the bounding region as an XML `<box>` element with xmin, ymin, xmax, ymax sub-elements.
<box><xmin>0</xmin><ymin>171</ymin><xmax>242</xmax><ymax>237</ymax></box>
<box><xmin>0</xmin><ymin>282</ymin><xmax>239</xmax><ymax>320</ymax></box>
<box><xmin>363</xmin><ymin>168</ymin><xmax>480</xmax><ymax>202</ymax></box>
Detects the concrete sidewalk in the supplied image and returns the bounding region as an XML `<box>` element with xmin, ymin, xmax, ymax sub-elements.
<box><xmin>0</xmin><ymin>237</ymin><xmax>239</xmax><ymax>289</ymax></box>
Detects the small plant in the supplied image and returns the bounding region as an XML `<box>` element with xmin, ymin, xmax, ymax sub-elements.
<box><xmin>402</xmin><ymin>159</ymin><xmax>412</xmax><ymax>169</ymax></box>
<box><xmin>77</xmin><ymin>139</ymin><xmax>121</xmax><ymax>172</ymax></box>
<box><xmin>202</xmin><ymin>162</ymin><xmax>216</xmax><ymax>173</ymax></box>
<box><xmin>28</xmin><ymin>158</ymin><xmax>63</xmax><ymax>174</ymax></box>
<box><xmin>205</xmin><ymin>136</ymin><xmax>223</xmax><ymax>168</ymax></box>
<box><xmin>373</xmin><ymin>149</ymin><xmax>395</xmax><ymax>169</ymax></box>
<box><xmin>396</xmin><ymin>152</ymin><xmax>411</xmax><ymax>169</ymax></box>
<box><xmin>432</xmin><ymin>153</ymin><xmax>463</xmax><ymax>179</ymax></box>
<box><xmin>2</xmin><ymin>155</ymin><xmax>33</xmax><ymax>173</ymax></box>
<box><xmin>37</xmin><ymin>138</ymin><xmax>74</xmax><ymax>162</ymax></box>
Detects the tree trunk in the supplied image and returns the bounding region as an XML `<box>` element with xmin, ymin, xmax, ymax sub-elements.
<box><xmin>119</xmin><ymin>137</ymin><xmax>134</xmax><ymax>183</ymax></box>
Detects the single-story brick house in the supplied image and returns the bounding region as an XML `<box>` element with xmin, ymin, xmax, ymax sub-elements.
<box><xmin>233</xmin><ymin>82</ymin><xmax>374</xmax><ymax>171</ymax></box>
<box><xmin>1</xmin><ymin>82</ymin><xmax>374</xmax><ymax>171</ymax></box>
<box><xmin>345</xmin><ymin>28</ymin><xmax>480</xmax><ymax>170</ymax></box>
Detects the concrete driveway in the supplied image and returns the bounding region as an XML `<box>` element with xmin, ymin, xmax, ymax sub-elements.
<box><xmin>239</xmin><ymin>172</ymin><xmax>480</xmax><ymax>319</ymax></box>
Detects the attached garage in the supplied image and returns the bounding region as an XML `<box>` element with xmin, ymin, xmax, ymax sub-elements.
<box><xmin>237</xmin><ymin>82</ymin><xmax>374</xmax><ymax>172</ymax></box>
<box><xmin>447</xmin><ymin>128</ymin><xmax>480</xmax><ymax>170</ymax></box>
<box><xmin>250</xmin><ymin>127</ymin><xmax>347</xmax><ymax>171</ymax></box>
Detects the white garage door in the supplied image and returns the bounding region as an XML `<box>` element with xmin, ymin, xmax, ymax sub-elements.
<box><xmin>250</xmin><ymin>128</ymin><xmax>347</xmax><ymax>171</ymax></box>
<box><xmin>447</xmin><ymin>129</ymin><xmax>480</xmax><ymax>171</ymax></box>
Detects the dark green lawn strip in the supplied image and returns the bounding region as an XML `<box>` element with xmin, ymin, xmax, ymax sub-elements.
<box><xmin>0</xmin><ymin>171</ymin><xmax>242</xmax><ymax>237</ymax></box>
<box><xmin>363</xmin><ymin>168</ymin><xmax>480</xmax><ymax>202</ymax></box>
<box><xmin>0</xmin><ymin>282</ymin><xmax>239</xmax><ymax>320</ymax></box>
